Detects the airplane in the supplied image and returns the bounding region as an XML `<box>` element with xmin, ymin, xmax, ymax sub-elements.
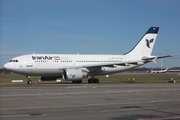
<box><xmin>150</xmin><ymin>67</ymin><xmax>168</xmax><ymax>73</ymax></box>
<box><xmin>168</xmin><ymin>69</ymin><xmax>180</xmax><ymax>72</ymax></box>
<box><xmin>4</xmin><ymin>27</ymin><xmax>172</xmax><ymax>84</ymax></box>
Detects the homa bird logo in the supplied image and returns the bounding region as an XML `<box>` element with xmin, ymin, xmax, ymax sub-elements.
<box><xmin>145</xmin><ymin>38</ymin><xmax>154</xmax><ymax>48</ymax></box>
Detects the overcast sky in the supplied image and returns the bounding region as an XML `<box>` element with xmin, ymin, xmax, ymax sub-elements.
<box><xmin>1</xmin><ymin>0</ymin><xmax>180</xmax><ymax>68</ymax></box>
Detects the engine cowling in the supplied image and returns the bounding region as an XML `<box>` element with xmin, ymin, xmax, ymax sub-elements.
<box><xmin>62</xmin><ymin>69</ymin><xmax>87</xmax><ymax>81</ymax></box>
<box><xmin>40</xmin><ymin>76</ymin><xmax>60</xmax><ymax>81</ymax></box>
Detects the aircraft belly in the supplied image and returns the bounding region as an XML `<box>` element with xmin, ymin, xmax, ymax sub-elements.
<box><xmin>14</xmin><ymin>68</ymin><xmax>63</xmax><ymax>76</ymax></box>
<box><xmin>32</xmin><ymin>69</ymin><xmax>62</xmax><ymax>76</ymax></box>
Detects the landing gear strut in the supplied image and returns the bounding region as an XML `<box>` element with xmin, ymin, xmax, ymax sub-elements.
<box><xmin>27</xmin><ymin>76</ymin><xmax>32</xmax><ymax>85</ymax></box>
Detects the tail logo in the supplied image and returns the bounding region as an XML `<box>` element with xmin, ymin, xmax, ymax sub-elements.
<box><xmin>146</xmin><ymin>39</ymin><xmax>154</xmax><ymax>48</ymax></box>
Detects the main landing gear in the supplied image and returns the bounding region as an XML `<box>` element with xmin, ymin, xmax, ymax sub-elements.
<box><xmin>88</xmin><ymin>76</ymin><xmax>99</xmax><ymax>83</ymax></box>
<box><xmin>27</xmin><ymin>76</ymin><xmax>32</xmax><ymax>85</ymax></box>
<box><xmin>72</xmin><ymin>80</ymin><xmax>82</xmax><ymax>83</ymax></box>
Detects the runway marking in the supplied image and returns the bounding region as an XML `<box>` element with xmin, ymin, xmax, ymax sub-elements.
<box><xmin>0</xmin><ymin>114</ymin><xmax>46</xmax><ymax>118</ymax></box>
<box><xmin>99</xmin><ymin>107</ymin><xmax>158</xmax><ymax>113</ymax></box>
<box><xmin>0</xmin><ymin>104</ymin><xmax>91</xmax><ymax>110</ymax></box>
<box><xmin>1</xmin><ymin>88</ymin><xmax>180</xmax><ymax>97</ymax></box>
<box><xmin>0</xmin><ymin>99</ymin><xmax>179</xmax><ymax>111</ymax></box>
<box><xmin>0</xmin><ymin>114</ymin><xmax>31</xmax><ymax>118</ymax></box>
<box><xmin>88</xmin><ymin>99</ymin><xmax>179</xmax><ymax>106</ymax></box>
<box><xmin>139</xmin><ymin>116</ymin><xmax>180</xmax><ymax>120</ymax></box>
<box><xmin>99</xmin><ymin>109</ymin><xmax>118</xmax><ymax>112</ymax></box>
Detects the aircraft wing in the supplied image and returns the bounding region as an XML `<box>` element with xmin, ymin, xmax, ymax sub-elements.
<box><xmin>59</xmin><ymin>61</ymin><xmax>143</xmax><ymax>70</ymax></box>
<box><xmin>59</xmin><ymin>55</ymin><xmax>172</xmax><ymax>71</ymax></box>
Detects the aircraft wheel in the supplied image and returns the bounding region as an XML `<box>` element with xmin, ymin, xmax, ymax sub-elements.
<box><xmin>72</xmin><ymin>80</ymin><xmax>82</xmax><ymax>84</ymax></box>
<box><xmin>88</xmin><ymin>79</ymin><xmax>99</xmax><ymax>83</ymax></box>
<box><xmin>78</xmin><ymin>80</ymin><xmax>82</xmax><ymax>83</ymax></box>
<box><xmin>27</xmin><ymin>80</ymin><xmax>32</xmax><ymax>85</ymax></box>
<box><xmin>88</xmin><ymin>79</ymin><xmax>93</xmax><ymax>83</ymax></box>
<box><xmin>76</xmin><ymin>80</ymin><xmax>82</xmax><ymax>83</ymax></box>
<box><xmin>95</xmin><ymin>79</ymin><xmax>99</xmax><ymax>83</ymax></box>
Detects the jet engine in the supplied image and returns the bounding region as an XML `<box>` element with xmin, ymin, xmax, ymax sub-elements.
<box><xmin>62</xmin><ymin>69</ymin><xmax>87</xmax><ymax>81</ymax></box>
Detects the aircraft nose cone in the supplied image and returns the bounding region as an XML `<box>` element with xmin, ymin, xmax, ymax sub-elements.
<box><xmin>4</xmin><ymin>63</ymin><xmax>10</xmax><ymax>70</ymax></box>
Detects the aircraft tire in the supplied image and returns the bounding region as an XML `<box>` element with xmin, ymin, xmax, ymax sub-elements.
<box><xmin>78</xmin><ymin>80</ymin><xmax>82</xmax><ymax>83</ymax></box>
<box><xmin>27</xmin><ymin>80</ymin><xmax>32</xmax><ymax>85</ymax></box>
<box><xmin>88</xmin><ymin>79</ymin><xmax>99</xmax><ymax>83</ymax></box>
<box><xmin>72</xmin><ymin>80</ymin><xmax>82</xmax><ymax>84</ymax></box>
<box><xmin>95</xmin><ymin>79</ymin><xmax>99</xmax><ymax>83</ymax></box>
<box><xmin>88</xmin><ymin>79</ymin><xmax>93</xmax><ymax>83</ymax></box>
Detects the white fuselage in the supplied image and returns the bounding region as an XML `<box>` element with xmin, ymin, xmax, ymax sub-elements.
<box><xmin>4</xmin><ymin>54</ymin><xmax>142</xmax><ymax>77</ymax></box>
<box><xmin>151</xmin><ymin>68</ymin><xmax>168</xmax><ymax>73</ymax></box>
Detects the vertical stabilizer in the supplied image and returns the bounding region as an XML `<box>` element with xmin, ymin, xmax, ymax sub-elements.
<box><xmin>125</xmin><ymin>27</ymin><xmax>159</xmax><ymax>56</ymax></box>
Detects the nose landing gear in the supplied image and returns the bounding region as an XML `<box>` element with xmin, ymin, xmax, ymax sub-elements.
<box><xmin>27</xmin><ymin>76</ymin><xmax>32</xmax><ymax>85</ymax></box>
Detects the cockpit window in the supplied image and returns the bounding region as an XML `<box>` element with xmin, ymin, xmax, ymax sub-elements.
<box><xmin>9</xmin><ymin>60</ymin><xmax>19</xmax><ymax>62</ymax></box>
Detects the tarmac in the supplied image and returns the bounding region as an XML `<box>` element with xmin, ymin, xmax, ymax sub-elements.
<box><xmin>0</xmin><ymin>83</ymin><xmax>180</xmax><ymax>120</ymax></box>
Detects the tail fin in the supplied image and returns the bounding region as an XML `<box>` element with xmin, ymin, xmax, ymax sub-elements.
<box><xmin>125</xmin><ymin>27</ymin><xmax>159</xmax><ymax>56</ymax></box>
<box><xmin>165</xmin><ymin>67</ymin><xmax>168</xmax><ymax>71</ymax></box>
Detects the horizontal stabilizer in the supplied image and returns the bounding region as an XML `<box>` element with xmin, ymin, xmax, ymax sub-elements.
<box><xmin>142</xmin><ymin>55</ymin><xmax>172</xmax><ymax>63</ymax></box>
<box><xmin>142</xmin><ymin>55</ymin><xmax>172</xmax><ymax>60</ymax></box>
<box><xmin>156</xmin><ymin>55</ymin><xmax>173</xmax><ymax>59</ymax></box>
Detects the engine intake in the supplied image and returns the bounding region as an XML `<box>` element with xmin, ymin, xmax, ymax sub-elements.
<box><xmin>62</xmin><ymin>69</ymin><xmax>87</xmax><ymax>81</ymax></box>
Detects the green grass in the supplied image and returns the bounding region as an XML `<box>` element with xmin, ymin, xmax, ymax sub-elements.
<box><xmin>1</xmin><ymin>73</ymin><xmax>180</xmax><ymax>85</ymax></box>
<box><xmin>0</xmin><ymin>74</ymin><xmax>40</xmax><ymax>84</ymax></box>
<box><xmin>94</xmin><ymin>73</ymin><xmax>180</xmax><ymax>84</ymax></box>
